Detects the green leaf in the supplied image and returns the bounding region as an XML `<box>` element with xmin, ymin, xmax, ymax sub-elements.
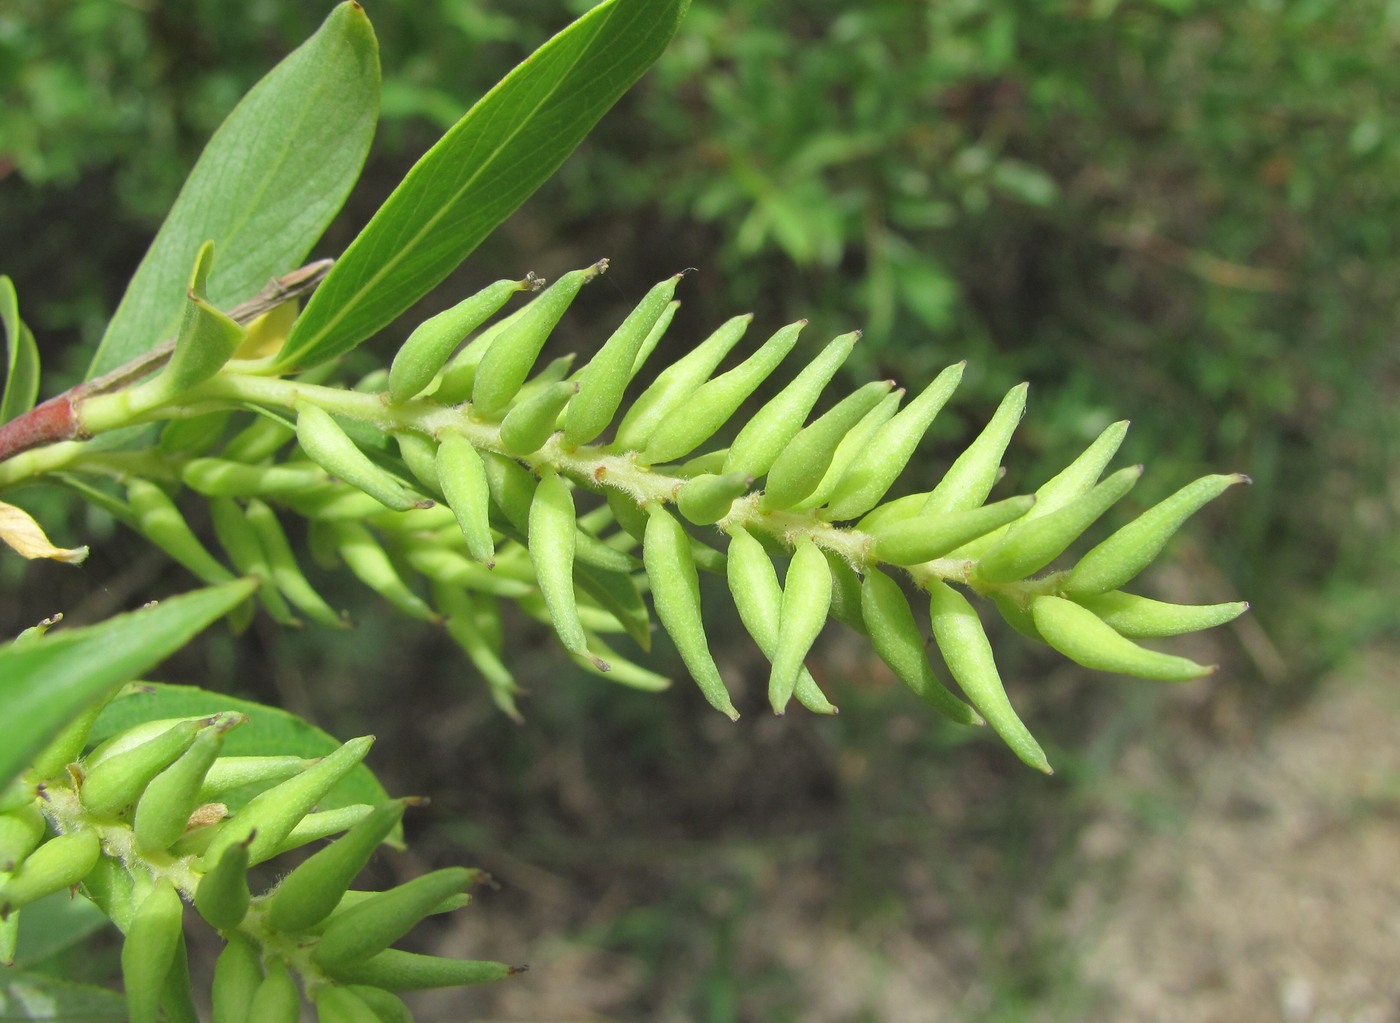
<box><xmin>0</xmin><ymin>970</ymin><xmax>128</xmax><ymax>1021</ymax></box>
<box><xmin>0</xmin><ymin>276</ymin><xmax>40</xmax><ymax>423</ymax></box>
<box><xmin>0</xmin><ymin>580</ymin><xmax>256</xmax><ymax>788</ymax></box>
<box><xmin>86</xmin><ymin>2</ymin><xmax>379</xmax><ymax>379</ymax></box>
<box><xmin>9</xmin><ymin>891</ymin><xmax>110</xmax><ymax>969</ymax></box>
<box><xmin>88</xmin><ymin>683</ymin><xmax>391</xmax><ymax>817</ymax></box>
<box><xmin>276</xmin><ymin>0</ymin><xmax>689</xmax><ymax>370</ymax></box>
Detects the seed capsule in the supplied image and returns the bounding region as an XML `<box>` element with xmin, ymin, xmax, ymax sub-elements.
<box><xmin>244</xmin><ymin>499</ymin><xmax>346</xmax><ymax>628</ymax></box>
<box><xmin>761</xmin><ymin>380</ymin><xmax>893</xmax><ymax>511</ymax></box>
<box><xmin>314</xmin><ymin>867</ymin><xmax>474</xmax><ymax>969</ymax></box>
<box><xmin>723</xmin><ymin>331</ymin><xmax>858</xmax><ymax>478</ymax></box>
<box><xmin>181</xmin><ymin>458</ymin><xmax>329</xmax><ymax>498</ymax></box>
<box><xmin>499</xmin><ymin>381</ymin><xmax>576</xmax><ymax>455</ymax></box>
<box><xmin>211</xmin><ymin>932</ymin><xmax>263</xmax><ymax>1023</ymax></box>
<box><xmin>246</xmin><ymin>958</ymin><xmax>300</xmax><ymax>1023</ymax></box>
<box><xmin>642</xmin><ymin>320</ymin><xmax>805</xmax><ymax>464</ymax></box>
<box><xmin>1074</xmin><ymin>591</ymin><xmax>1250</xmax><ymax>638</ymax></box>
<box><xmin>81</xmin><ymin>718</ymin><xmax>206</xmax><ymax>819</ymax></box>
<box><xmin>858</xmin><ymin>569</ymin><xmax>981</xmax><ymax>725</ymax></box>
<box><xmin>121</xmin><ymin>877</ymin><xmax>185</xmax><ymax>1023</ymax></box>
<box><xmin>824</xmin><ymin>362</ymin><xmax>966</xmax><ymax>521</ymax></box>
<box><xmin>612</xmin><ymin>313</ymin><xmax>752</xmax><ymax>451</ymax></box>
<box><xmin>677</xmin><ymin>472</ymin><xmax>752</xmax><ymax>526</ymax></box>
<box><xmin>768</xmin><ymin>538</ymin><xmax>833</xmax><ymax>714</ymax></box>
<box><xmin>1031</xmin><ymin>595</ymin><xmax>1215</xmax><ymax>681</ymax></box>
<box><xmin>267</xmin><ymin>799</ymin><xmax>409</xmax><ymax>934</ymax></box>
<box><xmin>0</xmin><ymin>802</ymin><xmax>46</xmax><ymax>872</ymax></box>
<box><xmin>922</xmin><ymin>383</ymin><xmax>1029</xmax><ymax>516</ymax></box>
<box><xmin>295</xmin><ymin>402</ymin><xmax>428</xmax><ymax>512</ymax></box>
<box><xmin>389</xmin><ymin>278</ymin><xmax>532</xmax><ymax>403</ymax></box>
<box><xmin>793</xmin><ymin>389</ymin><xmax>903</xmax><ymax>512</ymax></box>
<box><xmin>134</xmin><ymin>718</ymin><xmax>235</xmax><ymax>854</ymax></box>
<box><xmin>0</xmin><ymin>829</ymin><xmax>101</xmax><ymax>916</ymax></box>
<box><xmin>870</xmin><ymin>495</ymin><xmax>1036</xmax><ymax>567</ymax></box>
<box><xmin>472</xmin><ymin>262</ymin><xmax>605</xmax><ymax>416</ymax></box>
<box><xmin>643</xmin><ymin>508</ymin><xmax>738</xmax><ymax>719</ymax></box>
<box><xmin>928</xmin><ymin>580</ymin><xmax>1050</xmax><ymax>773</ymax></box>
<box><xmin>394</xmin><ymin>430</ymin><xmax>442</xmax><ymax>497</ymax></box>
<box><xmin>528</xmin><ymin>470</ymin><xmax>603</xmax><ymax>667</ymax></box>
<box><xmin>1064</xmin><ymin>473</ymin><xmax>1250</xmax><ymax>597</ymax></box>
<box><xmin>319</xmin><ymin>948</ymin><xmax>521</xmax><ymax>990</ymax></box>
<box><xmin>312</xmin><ymin>984</ymin><xmax>383</xmax><ymax>1023</ymax></box>
<box><xmin>564</xmin><ymin>273</ymin><xmax>684</xmax><ymax>446</ymax></box>
<box><xmin>126</xmin><ymin>478</ymin><xmax>235</xmax><ymax>585</ymax></box>
<box><xmin>194</xmin><ymin>838</ymin><xmax>251</xmax><ymax>931</ymax></box>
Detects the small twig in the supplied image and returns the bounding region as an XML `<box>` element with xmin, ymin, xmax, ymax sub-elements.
<box><xmin>0</xmin><ymin>260</ymin><xmax>332</xmax><ymax>463</ymax></box>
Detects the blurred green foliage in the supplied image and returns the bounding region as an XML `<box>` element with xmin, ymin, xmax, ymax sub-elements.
<box><xmin>4</xmin><ymin>0</ymin><xmax>1395</xmax><ymax>673</ymax></box>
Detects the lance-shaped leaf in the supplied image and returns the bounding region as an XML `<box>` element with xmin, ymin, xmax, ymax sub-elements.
<box><xmin>277</xmin><ymin>0</ymin><xmax>690</xmax><ymax>370</ymax></box>
<box><xmin>89</xmin><ymin>2</ymin><xmax>379</xmax><ymax>378</ymax></box>
<box><xmin>1</xmin><ymin>275</ymin><xmax>40</xmax><ymax>423</ymax></box>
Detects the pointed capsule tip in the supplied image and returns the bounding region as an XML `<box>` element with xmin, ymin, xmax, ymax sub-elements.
<box><xmin>509</xmin><ymin>964</ymin><xmax>530</xmax><ymax>976</ymax></box>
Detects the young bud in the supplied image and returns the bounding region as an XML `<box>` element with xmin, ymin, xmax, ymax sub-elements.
<box><xmin>208</xmin><ymin>496</ymin><xmax>299</xmax><ymax>625</ymax></box>
<box><xmin>181</xmin><ymin>458</ymin><xmax>329</xmax><ymax>498</ymax></box>
<box><xmin>793</xmin><ymin>389</ymin><xmax>902</xmax><ymax>511</ymax></box>
<box><xmin>326</xmin><ymin>520</ymin><xmax>437</xmax><ymax>623</ymax></box>
<box><xmin>472</xmin><ymin>263</ymin><xmax>605</xmax><ymax>416</ymax></box>
<box><xmin>244</xmin><ymin>499</ymin><xmax>347</xmax><ymax>629</ymax></box>
<box><xmin>0</xmin><ymin>802</ymin><xmax>45</xmax><ymax>871</ymax></box>
<box><xmin>312</xmin><ymin>984</ymin><xmax>384</xmax><ymax>1023</ymax></box>
<box><xmin>246</xmin><ymin>958</ymin><xmax>301</xmax><ymax>1023</ymax></box>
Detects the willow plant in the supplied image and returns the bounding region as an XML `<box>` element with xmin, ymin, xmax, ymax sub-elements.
<box><xmin>0</xmin><ymin>2</ymin><xmax>1247</xmax><ymax>1021</ymax></box>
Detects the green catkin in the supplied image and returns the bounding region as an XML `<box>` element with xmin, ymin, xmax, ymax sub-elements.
<box><xmin>472</xmin><ymin>262</ymin><xmax>605</xmax><ymax>416</ymax></box>
<box><xmin>564</xmin><ymin>273</ymin><xmax>684</xmax><ymax>446</ymax></box>
<box><xmin>528</xmin><ymin>470</ymin><xmax>604</xmax><ymax>667</ymax></box>
<box><xmin>1064</xmin><ymin>473</ymin><xmax>1251</xmax><ymax>597</ymax></box>
<box><xmin>121</xmin><ymin>878</ymin><xmax>185</xmax><ymax>1023</ymax></box>
<box><xmin>760</xmin><ymin>380</ymin><xmax>893</xmax><ymax>510</ymax></box>
<box><xmin>267</xmin><ymin>799</ymin><xmax>409</xmax><ymax>933</ymax></box>
<box><xmin>499</xmin><ymin>381</ymin><xmax>577</xmax><ymax>455</ymax></box>
<box><xmin>612</xmin><ymin>313</ymin><xmax>753</xmax><ymax>451</ymax></box>
<box><xmin>722</xmin><ymin>331</ymin><xmax>859</xmax><ymax>478</ymax></box>
<box><xmin>767</xmin><ymin>538</ymin><xmax>834</xmax><ymax>713</ymax></box>
<box><xmin>326</xmin><ymin>520</ymin><xmax>438</xmax><ymax>622</ymax></box>
<box><xmin>921</xmin><ymin>382</ymin><xmax>1029</xmax><ymax>516</ymax></box>
<box><xmin>823</xmin><ymin>362</ymin><xmax>967</xmax><ymax>521</ymax></box>
<box><xmin>643</xmin><ymin>320</ymin><xmax>806</xmax><ymax>464</ymax></box>
<box><xmin>388</xmin><ymin>278</ymin><xmax>532</xmax><ymax>403</ymax></box>
<box><xmin>1074</xmin><ymin>591</ymin><xmax>1250</xmax><ymax>638</ymax></box>
<box><xmin>643</xmin><ymin>508</ymin><xmax>739</xmax><ymax>719</ymax></box>
<box><xmin>858</xmin><ymin>569</ymin><xmax>981</xmax><ymax>725</ymax></box>
<box><xmin>1031</xmin><ymin>596</ymin><xmax>1216</xmax><ymax>680</ymax></box>
<box><xmin>869</xmin><ymin>495</ymin><xmax>1036</xmax><ymax>566</ymax></box>
<box><xmin>295</xmin><ymin>402</ymin><xmax>427</xmax><ymax>512</ymax></box>
<box><xmin>435</xmin><ymin>429</ymin><xmax>496</xmax><ymax>565</ymax></box>
<box><xmin>928</xmin><ymin>580</ymin><xmax>1051</xmax><ymax>773</ymax></box>
<box><xmin>972</xmin><ymin>464</ymin><xmax>1143</xmax><ymax>583</ymax></box>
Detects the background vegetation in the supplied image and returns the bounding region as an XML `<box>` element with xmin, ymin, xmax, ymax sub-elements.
<box><xmin>3</xmin><ymin>0</ymin><xmax>1397</xmax><ymax>1018</ymax></box>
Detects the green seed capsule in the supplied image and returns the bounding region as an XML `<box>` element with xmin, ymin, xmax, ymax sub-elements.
<box><xmin>642</xmin><ymin>320</ymin><xmax>806</xmax><ymax>464</ymax></box>
<box><xmin>528</xmin><ymin>470</ymin><xmax>601</xmax><ymax>666</ymax></box>
<box><xmin>194</xmin><ymin>838</ymin><xmax>251</xmax><ymax>931</ymax></box>
<box><xmin>1064</xmin><ymin>473</ymin><xmax>1250</xmax><ymax>597</ymax></box>
<box><xmin>479</xmin><ymin>450</ymin><xmax>537</xmax><ymax>534</ymax></box>
<box><xmin>1074</xmin><ymin>591</ymin><xmax>1250</xmax><ymax>638</ymax></box>
<box><xmin>870</xmin><ymin>495</ymin><xmax>1036</xmax><ymax>567</ymax></box>
<box><xmin>435</xmin><ymin>582</ymin><xmax>522</xmax><ymax>719</ymax></box>
<box><xmin>198</xmin><ymin>735</ymin><xmax>374</xmax><ymax>868</ymax></box>
<box><xmin>275</xmin><ymin>805</ymin><xmax>377</xmax><ymax>857</ymax></box>
<box><xmin>160</xmin><ymin>930</ymin><xmax>200</xmax><ymax>1023</ymax></box>
<box><xmin>181</xmin><ymin>458</ymin><xmax>329</xmax><ymax>498</ymax></box>
<box><xmin>339</xmin><ymin>986</ymin><xmax>412</xmax><ymax>1023</ymax></box>
<box><xmin>313</xmin><ymin>984</ymin><xmax>383</xmax><ymax>1023</ymax></box>
<box><xmin>768</xmin><ymin>538</ymin><xmax>833</xmax><ymax>714</ymax></box>
<box><xmin>677</xmin><ymin>472</ymin><xmax>752</xmax><ymax>526</ymax></box>
<box><xmin>1031</xmin><ymin>595</ymin><xmax>1215</xmax><ymax>681</ymax></box>
<box><xmin>394</xmin><ymin>430</ymin><xmax>442</xmax><ymax>497</ymax></box>
<box><xmin>0</xmin><ymin>829</ymin><xmax>101</xmax><ymax>915</ymax></box>
<box><xmin>928</xmin><ymin>580</ymin><xmax>1051</xmax><ymax>773</ymax></box>
<box><xmin>922</xmin><ymin>383</ymin><xmax>1029</xmax><ymax>516</ymax></box>
<box><xmin>472</xmin><ymin>262</ymin><xmax>605</xmax><ymax>416</ymax></box>
<box><xmin>859</xmin><ymin>569</ymin><xmax>981</xmax><ymax>725</ymax></box>
<box><xmin>823</xmin><ymin>362</ymin><xmax>966</xmax><ymax>521</ymax></box>
<box><xmin>643</xmin><ymin>508</ymin><xmax>739</xmax><ymax>719</ymax></box>
<box><xmin>122</xmin><ymin>878</ymin><xmax>185</xmax><ymax>1023</ymax></box>
<box><xmin>246</xmin><ymin>958</ymin><xmax>301</xmax><ymax>1023</ymax></box>
<box><xmin>267</xmin><ymin>800</ymin><xmax>409</xmax><ymax>934</ymax></box>
<box><xmin>326</xmin><ymin>521</ymin><xmax>437</xmax><ymax>623</ymax></box>
<box><xmin>973</xmin><ymin>465</ymin><xmax>1142</xmax><ymax>584</ymax></box>
<box><xmin>574</xmin><ymin>561</ymin><xmax>652</xmax><ymax>652</ymax></box>
<box><xmin>434</xmin><ymin>430</ymin><xmax>496</xmax><ymax>565</ymax></box>
<box><xmin>389</xmin><ymin>278</ymin><xmax>532</xmax><ymax>403</ymax></box>
<box><xmin>245</xmin><ymin>499</ymin><xmax>346</xmax><ymax>629</ymax></box>
<box><xmin>126</xmin><ymin>478</ymin><xmax>235</xmax><ymax>585</ymax></box>
<box><xmin>855</xmin><ymin>490</ymin><xmax>930</xmax><ymax>534</ymax></box>
<box><xmin>612</xmin><ymin>314</ymin><xmax>753</xmax><ymax>452</ymax></box>
<box><xmin>211</xmin><ymin>932</ymin><xmax>262</xmax><ymax>1023</ymax></box>
<box><xmin>208</xmin><ymin>497</ymin><xmax>297</xmax><ymax>625</ymax></box>
<box><xmin>134</xmin><ymin>719</ymin><xmax>234</xmax><ymax>854</ymax></box>
<box><xmin>760</xmin><ymin>380</ymin><xmax>892</xmax><ymax>511</ymax></box>
<box><xmin>564</xmin><ymin>273</ymin><xmax>684</xmax><ymax>446</ymax></box>
<box><xmin>793</xmin><ymin>389</ymin><xmax>903</xmax><ymax>512</ymax></box>
<box><xmin>629</xmin><ymin>299</ymin><xmax>679</xmax><ymax>380</ymax></box>
<box><xmin>319</xmin><ymin>948</ymin><xmax>520</xmax><ymax>991</ymax></box>
<box><xmin>81</xmin><ymin>718</ymin><xmax>205</xmax><ymax>819</ymax></box>
<box><xmin>499</xmin><ymin>381</ymin><xmax>577</xmax><ymax>455</ymax></box>
<box><xmin>220</xmin><ymin>413</ymin><xmax>296</xmax><ymax>464</ymax></box>
<box><xmin>568</xmin><ymin>634</ymin><xmax>671</xmax><ymax>691</ymax></box>
<box><xmin>296</xmin><ymin>402</ymin><xmax>428</xmax><ymax>512</ymax></box>
<box><xmin>0</xmin><ymin>802</ymin><xmax>46</xmax><ymax>872</ymax></box>
<box><xmin>197</xmin><ymin>756</ymin><xmax>312</xmax><ymax>802</ymax></box>
<box><xmin>313</xmin><ymin>867</ymin><xmax>474</xmax><ymax>970</ymax></box>
<box><xmin>722</xmin><ymin>331</ymin><xmax>858</xmax><ymax>478</ymax></box>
